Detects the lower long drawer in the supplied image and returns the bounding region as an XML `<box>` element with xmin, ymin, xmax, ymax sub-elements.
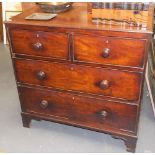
<box><xmin>18</xmin><ymin>86</ymin><xmax>138</xmax><ymax>133</ymax></box>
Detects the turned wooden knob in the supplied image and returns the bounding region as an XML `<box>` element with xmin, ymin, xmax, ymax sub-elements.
<box><xmin>33</xmin><ymin>42</ymin><xmax>43</xmax><ymax>50</ymax></box>
<box><xmin>36</xmin><ymin>71</ymin><xmax>46</xmax><ymax>80</ymax></box>
<box><xmin>100</xmin><ymin>110</ymin><xmax>108</xmax><ymax>117</ymax></box>
<box><xmin>102</xmin><ymin>48</ymin><xmax>110</xmax><ymax>58</ymax></box>
<box><xmin>99</xmin><ymin>80</ymin><xmax>110</xmax><ymax>89</ymax></box>
<box><xmin>40</xmin><ymin>100</ymin><xmax>48</xmax><ymax>109</ymax></box>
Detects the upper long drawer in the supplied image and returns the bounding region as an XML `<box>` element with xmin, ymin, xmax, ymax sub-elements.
<box><xmin>14</xmin><ymin>58</ymin><xmax>142</xmax><ymax>101</ymax></box>
<box><xmin>10</xmin><ymin>29</ymin><xmax>69</xmax><ymax>60</ymax></box>
<box><xmin>74</xmin><ymin>34</ymin><xmax>146</xmax><ymax>68</ymax></box>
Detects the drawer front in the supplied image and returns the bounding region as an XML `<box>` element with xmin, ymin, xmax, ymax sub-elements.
<box><xmin>10</xmin><ymin>29</ymin><xmax>69</xmax><ymax>59</ymax></box>
<box><xmin>15</xmin><ymin>59</ymin><xmax>142</xmax><ymax>101</ymax></box>
<box><xmin>74</xmin><ymin>35</ymin><xmax>146</xmax><ymax>68</ymax></box>
<box><xmin>19</xmin><ymin>86</ymin><xmax>138</xmax><ymax>133</ymax></box>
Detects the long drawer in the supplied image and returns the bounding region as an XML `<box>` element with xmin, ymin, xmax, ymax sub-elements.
<box><xmin>74</xmin><ymin>34</ymin><xmax>146</xmax><ymax>68</ymax></box>
<box><xmin>19</xmin><ymin>86</ymin><xmax>138</xmax><ymax>133</ymax></box>
<box><xmin>15</xmin><ymin>58</ymin><xmax>142</xmax><ymax>101</ymax></box>
<box><xmin>10</xmin><ymin>29</ymin><xmax>69</xmax><ymax>59</ymax></box>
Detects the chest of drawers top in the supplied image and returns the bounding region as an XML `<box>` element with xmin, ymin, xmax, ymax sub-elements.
<box><xmin>5</xmin><ymin>3</ymin><xmax>154</xmax><ymax>33</ymax></box>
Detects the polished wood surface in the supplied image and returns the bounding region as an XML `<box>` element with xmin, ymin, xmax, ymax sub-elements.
<box><xmin>15</xmin><ymin>58</ymin><xmax>142</xmax><ymax>101</ymax></box>
<box><xmin>19</xmin><ymin>86</ymin><xmax>138</xmax><ymax>133</ymax></box>
<box><xmin>6</xmin><ymin>3</ymin><xmax>154</xmax><ymax>33</ymax></box>
<box><xmin>11</xmin><ymin>29</ymin><xmax>69</xmax><ymax>59</ymax></box>
<box><xmin>21</xmin><ymin>2</ymin><xmax>36</xmax><ymax>11</ymax></box>
<box><xmin>91</xmin><ymin>7</ymin><xmax>150</xmax><ymax>27</ymax></box>
<box><xmin>5</xmin><ymin>2</ymin><xmax>153</xmax><ymax>153</ymax></box>
<box><xmin>74</xmin><ymin>34</ymin><xmax>146</xmax><ymax>68</ymax></box>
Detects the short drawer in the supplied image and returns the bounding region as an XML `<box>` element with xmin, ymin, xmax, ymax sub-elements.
<box><xmin>19</xmin><ymin>86</ymin><xmax>138</xmax><ymax>133</ymax></box>
<box><xmin>10</xmin><ymin>29</ymin><xmax>69</xmax><ymax>59</ymax></box>
<box><xmin>15</xmin><ymin>58</ymin><xmax>142</xmax><ymax>101</ymax></box>
<box><xmin>74</xmin><ymin>35</ymin><xmax>146</xmax><ymax>68</ymax></box>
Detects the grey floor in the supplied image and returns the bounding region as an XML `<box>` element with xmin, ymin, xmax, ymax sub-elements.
<box><xmin>0</xmin><ymin>42</ymin><xmax>155</xmax><ymax>153</ymax></box>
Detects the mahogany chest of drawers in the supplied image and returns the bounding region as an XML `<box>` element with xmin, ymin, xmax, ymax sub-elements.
<box><xmin>5</xmin><ymin>3</ymin><xmax>154</xmax><ymax>152</ymax></box>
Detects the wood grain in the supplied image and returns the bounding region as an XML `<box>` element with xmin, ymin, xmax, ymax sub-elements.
<box><xmin>15</xmin><ymin>58</ymin><xmax>142</xmax><ymax>101</ymax></box>
<box><xmin>5</xmin><ymin>3</ymin><xmax>154</xmax><ymax>33</ymax></box>
<box><xmin>19</xmin><ymin>86</ymin><xmax>138</xmax><ymax>133</ymax></box>
<box><xmin>74</xmin><ymin>34</ymin><xmax>146</xmax><ymax>68</ymax></box>
<box><xmin>10</xmin><ymin>29</ymin><xmax>69</xmax><ymax>60</ymax></box>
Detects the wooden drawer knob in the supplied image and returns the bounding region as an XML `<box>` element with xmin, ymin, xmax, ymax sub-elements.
<box><xmin>40</xmin><ymin>100</ymin><xmax>49</xmax><ymax>109</ymax></box>
<box><xmin>33</xmin><ymin>42</ymin><xmax>43</xmax><ymax>50</ymax></box>
<box><xmin>36</xmin><ymin>71</ymin><xmax>46</xmax><ymax>80</ymax></box>
<box><xmin>102</xmin><ymin>48</ymin><xmax>110</xmax><ymax>58</ymax></box>
<box><xmin>99</xmin><ymin>80</ymin><xmax>109</xmax><ymax>89</ymax></box>
<box><xmin>100</xmin><ymin>110</ymin><xmax>108</xmax><ymax>118</ymax></box>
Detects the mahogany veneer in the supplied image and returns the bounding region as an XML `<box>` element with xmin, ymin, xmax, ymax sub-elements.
<box><xmin>15</xmin><ymin>58</ymin><xmax>142</xmax><ymax>101</ymax></box>
<box><xmin>11</xmin><ymin>29</ymin><xmax>69</xmax><ymax>59</ymax></box>
<box><xmin>5</xmin><ymin>3</ymin><xmax>154</xmax><ymax>153</ymax></box>
<box><xmin>74</xmin><ymin>35</ymin><xmax>146</xmax><ymax>67</ymax></box>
